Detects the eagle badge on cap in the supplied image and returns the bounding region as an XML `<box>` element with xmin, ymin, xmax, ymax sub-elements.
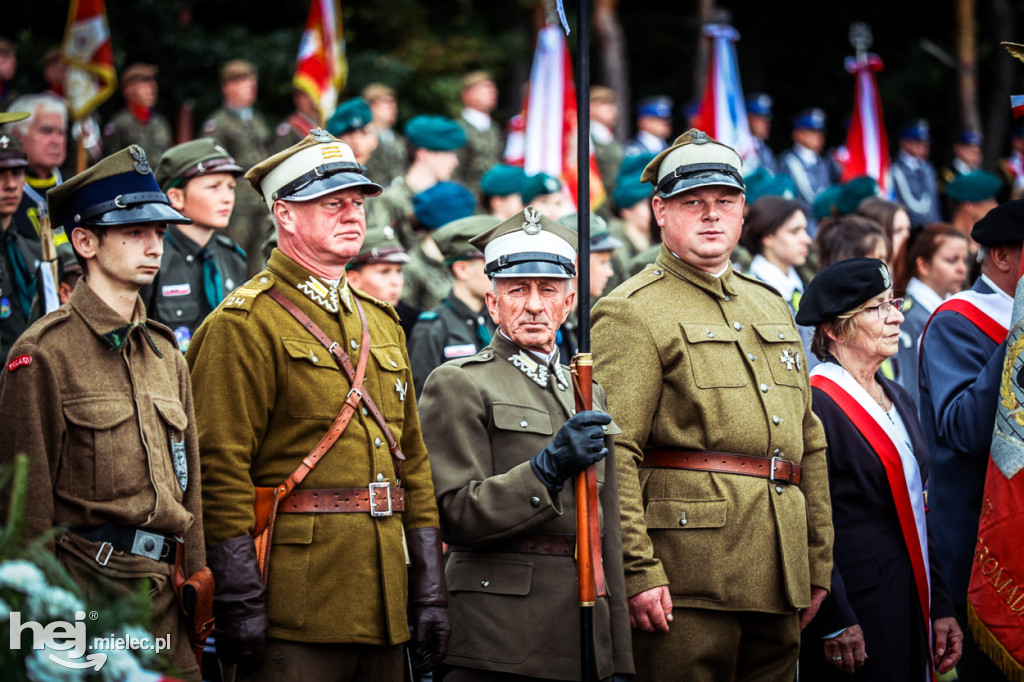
<box><xmin>880</xmin><ymin>264</ymin><xmax>891</xmax><ymax>289</ymax></box>
<box><xmin>129</xmin><ymin>146</ymin><xmax>150</xmax><ymax>175</ymax></box>
<box><xmin>311</xmin><ymin>127</ymin><xmax>333</xmax><ymax>143</ymax></box>
<box><xmin>690</xmin><ymin>130</ymin><xmax>710</xmax><ymax>145</ymax></box>
<box><xmin>522</xmin><ymin>206</ymin><xmax>543</xmax><ymax>235</ymax></box>
<box><xmin>0</xmin><ymin>135</ymin><xmax>9</xmax><ymax>150</ymax></box>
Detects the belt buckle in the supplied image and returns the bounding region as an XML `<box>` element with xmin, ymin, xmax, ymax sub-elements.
<box><xmin>131</xmin><ymin>530</ymin><xmax>166</xmax><ymax>561</ymax></box>
<box><xmin>369</xmin><ymin>481</ymin><xmax>392</xmax><ymax>517</ymax></box>
<box><xmin>770</xmin><ymin>456</ymin><xmax>785</xmax><ymax>483</ymax></box>
<box><xmin>95</xmin><ymin>541</ymin><xmax>114</xmax><ymax>567</ymax></box>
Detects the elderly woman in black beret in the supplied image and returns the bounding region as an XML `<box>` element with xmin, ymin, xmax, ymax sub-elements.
<box><xmin>795</xmin><ymin>258</ymin><xmax>962</xmax><ymax>681</ymax></box>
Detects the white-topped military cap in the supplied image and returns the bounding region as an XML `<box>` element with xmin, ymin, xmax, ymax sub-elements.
<box><xmin>642</xmin><ymin>128</ymin><xmax>744</xmax><ymax>198</ymax></box>
<box><xmin>245</xmin><ymin>128</ymin><xmax>382</xmax><ymax>211</ymax></box>
<box><xmin>470</xmin><ymin>206</ymin><xmax>578</xmax><ymax>279</ymax></box>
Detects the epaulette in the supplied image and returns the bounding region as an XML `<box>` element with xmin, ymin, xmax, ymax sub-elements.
<box><xmin>614</xmin><ymin>264</ymin><xmax>666</xmax><ymax>298</ymax></box>
<box><xmin>24</xmin><ymin>307</ymin><xmax>72</xmax><ymax>339</ymax></box>
<box><xmin>456</xmin><ymin>347</ymin><xmax>496</xmax><ymax>366</ymax></box>
<box><xmin>417</xmin><ymin>310</ymin><xmax>439</xmax><ymax>321</ymax></box>
<box><xmin>213</xmin><ymin>233</ymin><xmax>247</xmax><ymax>260</ymax></box>
<box><xmin>220</xmin><ymin>272</ymin><xmax>275</xmax><ymax>312</ymax></box>
<box><xmin>351</xmin><ymin>286</ymin><xmax>400</xmax><ymax>323</ymax></box>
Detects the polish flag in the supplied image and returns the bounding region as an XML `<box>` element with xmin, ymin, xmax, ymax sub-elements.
<box><xmin>60</xmin><ymin>0</ymin><xmax>116</xmax><ymax>120</ymax></box>
<box><xmin>692</xmin><ymin>24</ymin><xmax>757</xmax><ymax>171</ymax></box>
<box><xmin>293</xmin><ymin>0</ymin><xmax>346</xmax><ymax>122</ymax></box>
<box><xmin>841</xmin><ymin>53</ymin><xmax>890</xmax><ymax>192</ymax></box>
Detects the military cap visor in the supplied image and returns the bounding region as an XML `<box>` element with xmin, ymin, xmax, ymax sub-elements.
<box><xmin>795</xmin><ymin>258</ymin><xmax>892</xmax><ymax>327</ymax></box>
<box><xmin>643</xmin><ymin>130</ymin><xmax>744</xmax><ymax>198</ymax></box>
<box><xmin>0</xmin><ymin>111</ymin><xmax>30</xmax><ymax>125</ymax></box>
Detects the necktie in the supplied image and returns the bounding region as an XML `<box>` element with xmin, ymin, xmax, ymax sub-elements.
<box><xmin>475</xmin><ymin>314</ymin><xmax>492</xmax><ymax>347</ymax></box>
<box><xmin>199</xmin><ymin>248</ymin><xmax>223</xmax><ymax>312</ymax></box>
<box><xmin>4</xmin><ymin>235</ymin><xmax>33</xmax><ymax>319</ymax></box>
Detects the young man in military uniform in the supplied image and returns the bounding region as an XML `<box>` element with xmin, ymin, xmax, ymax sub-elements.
<box><xmin>201</xmin><ymin>59</ymin><xmax>271</xmax><ymax>278</ymax></box>
<box><xmin>407</xmin><ymin>213</ymin><xmax>498</xmax><ymax>395</ymax></box>
<box><xmin>102</xmin><ymin>63</ymin><xmax>173</xmax><ymax>163</ymax></box>
<box><xmin>142</xmin><ymin>138</ymin><xmax>247</xmax><ymax>352</ymax></box>
<box><xmin>185</xmin><ymin>129</ymin><xmax>449</xmax><ymax>681</ymax></box>
<box><xmin>345</xmin><ymin>224</ymin><xmax>419</xmax><ymax>337</ymax></box>
<box><xmin>418</xmin><ymin>207</ymin><xmax>633</xmax><ymax>681</ymax></box>
<box><xmin>0</xmin><ymin>113</ymin><xmax>33</xmax><ymax>359</ymax></box>
<box><xmin>591</xmin><ymin>130</ymin><xmax>833</xmax><ymax>682</ymax></box>
<box><xmin>0</xmin><ymin>145</ymin><xmax>205</xmax><ymax>680</ymax></box>
<box><xmin>454</xmin><ymin>71</ymin><xmax>503</xmax><ymax>192</ymax></box>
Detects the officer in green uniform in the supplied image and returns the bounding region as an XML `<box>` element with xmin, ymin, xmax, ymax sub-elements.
<box><xmin>142</xmin><ymin>139</ymin><xmax>247</xmax><ymax>352</ymax></box>
<box><xmin>417</xmin><ymin>207</ymin><xmax>633</xmax><ymax>681</ymax></box>
<box><xmin>367</xmin><ymin>114</ymin><xmax>466</xmax><ymax>248</ymax></box>
<box><xmin>186</xmin><ymin>129</ymin><xmax>449</xmax><ymax>680</ymax></box>
<box><xmin>402</xmin><ymin>180</ymin><xmax>476</xmax><ymax>312</ymax></box>
<box><xmin>363</xmin><ymin>84</ymin><xmax>407</xmax><ymax>188</ymax></box>
<box><xmin>102</xmin><ymin>63</ymin><xmax>173</xmax><ymax>163</ymax></box>
<box><xmin>327</xmin><ymin>97</ymin><xmax>379</xmax><ymax>166</ymax></box>
<box><xmin>345</xmin><ymin>224</ymin><xmax>420</xmax><ymax>337</ymax></box>
<box><xmin>407</xmin><ymin>214</ymin><xmax>498</xmax><ymax>395</ymax></box>
<box><xmin>0</xmin><ymin>146</ymin><xmax>204</xmax><ymax>680</ymax></box>
<box><xmin>590</xmin><ymin>86</ymin><xmax>625</xmax><ymax>200</ymax></box>
<box><xmin>591</xmin><ymin>129</ymin><xmax>833</xmax><ymax>682</ymax></box>
<box><xmin>201</xmin><ymin>59</ymin><xmax>271</xmax><ymax>278</ymax></box>
<box><xmin>455</xmin><ymin>71</ymin><xmax>503</xmax><ymax>192</ymax></box>
<box><xmin>1</xmin><ymin>115</ymin><xmax>34</xmax><ymax>359</ymax></box>
<box><xmin>479</xmin><ymin>163</ymin><xmax>526</xmax><ymax>220</ymax></box>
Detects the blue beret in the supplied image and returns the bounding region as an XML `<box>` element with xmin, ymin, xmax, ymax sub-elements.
<box><xmin>480</xmin><ymin>164</ymin><xmax>527</xmax><ymax>197</ymax></box>
<box><xmin>327</xmin><ymin>98</ymin><xmax>373</xmax><ymax>136</ymax></box>
<box><xmin>637</xmin><ymin>96</ymin><xmax>672</xmax><ymax>119</ymax></box>
<box><xmin>899</xmin><ymin>119</ymin><xmax>930</xmax><ymax>142</ymax></box>
<box><xmin>521</xmin><ymin>172</ymin><xmax>562</xmax><ymax>204</ymax></box>
<box><xmin>972</xmin><ymin>199</ymin><xmax>1024</xmax><ymax>246</ymax></box>
<box><xmin>947</xmin><ymin>171</ymin><xmax>1001</xmax><ymax>203</ymax></box>
<box><xmin>792</xmin><ymin>108</ymin><xmax>826</xmax><ymax>131</ymax></box>
<box><xmin>745</xmin><ymin>93</ymin><xmax>773</xmax><ymax>118</ymax></box>
<box><xmin>413</xmin><ymin>181</ymin><xmax>476</xmax><ymax>230</ymax></box>
<box><xmin>405</xmin><ymin>115</ymin><xmax>467</xmax><ymax>151</ymax></box>
<box><xmin>796</xmin><ymin>257</ymin><xmax>892</xmax><ymax>326</ymax></box>
<box><xmin>956</xmin><ymin>130</ymin><xmax>983</xmax><ymax>146</ymax></box>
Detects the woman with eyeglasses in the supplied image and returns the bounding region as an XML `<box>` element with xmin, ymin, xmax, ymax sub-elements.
<box><xmin>794</xmin><ymin>258</ymin><xmax>961</xmax><ymax>681</ymax></box>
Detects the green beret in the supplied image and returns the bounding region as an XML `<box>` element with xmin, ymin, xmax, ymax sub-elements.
<box><xmin>521</xmin><ymin>172</ymin><xmax>562</xmax><ymax>204</ymax></box>
<box><xmin>346</xmin><ymin>225</ymin><xmax>409</xmax><ymax>270</ymax></box>
<box><xmin>812</xmin><ymin>184</ymin><xmax>844</xmax><ymax>220</ymax></box>
<box><xmin>558</xmin><ymin>212</ymin><xmax>623</xmax><ymax>252</ymax></box>
<box><xmin>413</xmin><ymin>181</ymin><xmax>476</xmax><ymax>230</ymax></box>
<box><xmin>744</xmin><ymin>168</ymin><xmax>798</xmax><ymax>205</ymax></box>
<box><xmin>156</xmin><ymin>139</ymin><xmax>243</xmax><ymax>191</ymax></box>
<box><xmin>947</xmin><ymin>170</ymin><xmax>1001</xmax><ymax>204</ymax></box>
<box><xmin>612</xmin><ymin>173</ymin><xmax>652</xmax><ymax>209</ymax></box>
<box><xmin>433</xmin><ymin>214</ymin><xmax>499</xmax><ymax>265</ymax></box>
<box><xmin>618</xmin><ymin>153</ymin><xmax>657</xmax><ymax>178</ymax></box>
<box><xmin>405</xmin><ymin>115</ymin><xmax>467</xmax><ymax>151</ymax></box>
<box><xmin>835</xmin><ymin>176</ymin><xmax>879</xmax><ymax>216</ymax></box>
<box><xmin>327</xmin><ymin>98</ymin><xmax>373</xmax><ymax>137</ymax></box>
<box><xmin>480</xmin><ymin>164</ymin><xmax>527</xmax><ymax>197</ymax></box>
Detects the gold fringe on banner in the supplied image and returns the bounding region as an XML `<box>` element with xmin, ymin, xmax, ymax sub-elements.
<box><xmin>968</xmin><ymin>600</ymin><xmax>1024</xmax><ymax>682</ymax></box>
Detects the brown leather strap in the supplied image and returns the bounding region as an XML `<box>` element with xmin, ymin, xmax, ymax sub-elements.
<box><xmin>641</xmin><ymin>448</ymin><xmax>802</xmax><ymax>486</ymax></box>
<box><xmin>449</xmin><ymin>533</ymin><xmax>578</xmax><ymax>557</ymax></box>
<box><xmin>267</xmin><ymin>287</ymin><xmax>407</xmax><ymax>483</ymax></box>
<box><xmin>276</xmin><ymin>486</ymin><xmax>406</xmax><ymax>515</ymax></box>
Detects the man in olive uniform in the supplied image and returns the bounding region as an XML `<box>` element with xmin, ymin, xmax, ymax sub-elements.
<box><xmin>418</xmin><ymin>207</ymin><xmax>633</xmax><ymax>681</ymax></box>
<box><xmin>269</xmin><ymin>89</ymin><xmax>321</xmax><ymax>155</ymax></box>
<box><xmin>591</xmin><ymin>129</ymin><xmax>833</xmax><ymax>681</ymax></box>
<box><xmin>142</xmin><ymin>139</ymin><xmax>247</xmax><ymax>352</ymax></box>
<box><xmin>186</xmin><ymin>129</ymin><xmax>449</xmax><ymax>680</ymax></box>
<box><xmin>102</xmin><ymin>63</ymin><xmax>173</xmax><ymax>162</ymax></box>
<box><xmin>201</xmin><ymin>59</ymin><xmax>271</xmax><ymax>278</ymax></box>
<box><xmin>0</xmin><ymin>113</ymin><xmax>33</xmax><ymax>359</ymax></box>
<box><xmin>0</xmin><ymin>145</ymin><xmax>204</xmax><ymax>680</ymax></box>
<box><xmin>454</xmin><ymin>70</ymin><xmax>503</xmax><ymax>192</ymax></box>
<box><xmin>407</xmin><ymin>213</ymin><xmax>498</xmax><ymax>395</ymax></box>
<box><xmin>363</xmin><ymin>83</ymin><xmax>406</xmax><ymax>188</ymax></box>
<box><xmin>345</xmin><ymin>224</ymin><xmax>419</xmax><ymax>337</ymax></box>
<box><xmin>590</xmin><ymin>85</ymin><xmax>624</xmax><ymax>198</ymax></box>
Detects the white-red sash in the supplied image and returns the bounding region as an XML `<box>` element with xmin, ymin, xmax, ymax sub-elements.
<box><xmin>810</xmin><ymin>363</ymin><xmax>932</xmax><ymax>679</ymax></box>
<box><xmin>919</xmin><ymin>289</ymin><xmax>1010</xmax><ymax>349</ymax></box>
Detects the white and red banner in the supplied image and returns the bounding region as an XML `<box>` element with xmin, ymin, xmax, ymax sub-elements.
<box><xmin>841</xmin><ymin>53</ymin><xmax>890</xmax><ymax>192</ymax></box>
<box><xmin>293</xmin><ymin>0</ymin><xmax>346</xmax><ymax>123</ymax></box>
<box><xmin>507</xmin><ymin>24</ymin><xmax>605</xmax><ymax>211</ymax></box>
<box><xmin>60</xmin><ymin>0</ymin><xmax>116</xmax><ymax>120</ymax></box>
<box><xmin>691</xmin><ymin>24</ymin><xmax>757</xmax><ymax>172</ymax></box>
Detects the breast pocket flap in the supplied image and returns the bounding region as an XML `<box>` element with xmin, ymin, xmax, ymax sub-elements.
<box><xmin>63</xmin><ymin>397</ymin><xmax>134</xmax><ymax>430</ymax></box>
<box><xmin>448</xmin><ymin>558</ymin><xmax>533</xmax><ymax>595</ymax></box>
<box><xmin>492</xmin><ymin>403</ymin><xmax>553</xmax><ymax>436</ymax></box>
<box><xmin>645</xmin><ymin>498</ymin><xmax>728</xmax><ymax>530</ymax></box>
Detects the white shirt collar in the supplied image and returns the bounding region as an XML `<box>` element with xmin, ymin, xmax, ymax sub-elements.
<box><xmin>981</xmin><ymin>273</ymin><xmax>1015</xmax><ymax>302</ymax></box>
<box><xmin>591</xmin><ymin>120</ymin><xmax>613</xmax><ymax>144</ymax></box>
<box><xmin>905</xmin><ymin>277</ymin><xmax>945</xmax><ymax>314</ymax></box>
<box><xmin>748</xmin><ymin>254</ymin><xmax>802</xmax><ymax>300</ymax></box>
<box><xmin>952</xmin><ymin>158</ymin><xmax>975</xmax><ymax>176</ymax></box>
<box><xmin>793</xmin><ymin>143</ymin><xmax>818</xmax><ymax>165</ymax></box>
<box><xmin>898</xmin><ymin>149</ymin><xmax>923</xmax><ymax>170</ymax></box>
<box><xmin>461</xmin><ymin>108</ymin><xmax>491</xmax><ymax>132</ymax></box>
<box><xmin>636</xmin><ymin>130</ymin><xmax>666</xmax><ymax>153</ymax></box>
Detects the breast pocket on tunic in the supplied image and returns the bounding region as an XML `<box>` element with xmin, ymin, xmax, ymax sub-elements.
<box><xmin>282</xmin><ymin>337</ymin><xmax>341</xmax><ymax>420</ymax></box>
<box><xmin>153</xmin><ymin>293</ymin><xmax>200</xmax><ymax>329</ymax></box>
<box><xmin>752</xmin><ymin>323</ymin><xmax>806</xmax><ymax>389</ymax></box>
<box><xmin>370</xmin><ymin>344</ymin><xmax>410</xmax><ymax>426</ymax></box>
<box><xmin>681</xmin><ymin>324</ymin><xmax>747</xmax><ymax>388</ymax></box>
<box><xmin>63</xmin><ymin>395</ymin><xmax>139</xmax><ymax>501</ymax></box>
<box><xmin>446</xmin><ymin>556</ymin><xmax>533</xmax><ymax>664</ymax></box>
<box><xmin>266</xmin><ymin>514</ymin><xmax>315</xmax><ymax>629</ymax></box>
<box><xmin>153</xmin><ymin>396</ymin><xmax>190</xmax><ymax>495</ymax></box>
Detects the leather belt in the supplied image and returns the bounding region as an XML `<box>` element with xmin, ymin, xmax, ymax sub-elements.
<box><xmin>641</xmin><ymin>448</ymin><xmax>802</xmax><ymax>486</ymax></box>
<box><xmin>74</xmin><ymin>523</ymin><xmax>179</xmax><ymax>566</ymax></box>
<box><xmin>276</xmin><ymin>484</ymin><xmax>405</xmax><ymax>517</ymax></box>
<box><xmin>450</xmin><ymin>533</ymin><xmax>578</xmax><ymax>557</ymax></box>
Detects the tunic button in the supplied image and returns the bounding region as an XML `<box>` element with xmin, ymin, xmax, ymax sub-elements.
<box><xmin>361</xmin><ymin>406</ymin><xmax>369</xmax><ymax>416</ymax></box>
<box><xmin>760</xmin><ymin>383</ymin><xmax>770</xmax><ymax>393</ymax></box>
<box><xmin>350</xmin><ymin>340</ymin><xmax>358</xmax><ymax>349</ymax></box>
<box><xmin>723</xmin><ymin>295</ymin><xmax>731</xmax><ymax>302</ymax></box>
<box><xmin>377</xmin><ymin>473</ymin><xmax>384</xmax><ymax>482</ymax></box>
<box><xmin>260</xmin><ymin>276</ymin><xmax>269</xmax><ymax>283</ymax></box>
<box><xmin>389</xmin><ymin>359</ymin><xmax>398</xmax><ymax>368</ymax></box>
<box><xmin>481</xmin><ymin>580</ymin><xmax>490</xmax><ymax>588</ymax></box>
<box><xmin>706</xmin><ymin>330</ymin><xmax>715</xmax><ymax>338</ymax></box>
<box><xmin>747</xmin><ymin>353</ymin><xmax>757</xmax><ymax>361</ymax></box>
<box><xmin>774</xmin><ymin>448</ymin><xmax>781</xmax><ymax>456</ymax></box>
<box><xmin>185</xmin><ymin>255</ymin><xmax>194</xmax><ymax>263</ymax></box>
<box><xmin>733</xmin><ymin>322</ymin><xmax>743</xmax><ymax>331</ymax></box>
<box><xmin>772</xmin><ymin>415</ymin><xmax>781</xmax><ymax>425</ymax></box>
<box><xmin>530</xmin><ymin>496</ymin><xmax>541</xmax><ymax>507</ymax></box>
<box><xmin>652</xmin><ymin>270</ymin><xmax>662</xmax><ymax>275</ymax></box>
<box><xmin>374</xmin><ymin>438</ymin><xmax>382</xmax><ymax>448</ymax></box>
<box><xmin>776</xmin><ymin>485</ymin><xmax>784</xmax><ymax>495</ymax></box>
<box><xmin>520</xmin><ymin>419</ymin><xmax>529</xmax><ymax>428</ymax></box>
<box><xmin>175</xmin><ymin>310</ymin><xmax>183</xmax><ymax>317</ymax></box>
<box><xmin>679</xmin><ymin>512</ymin><xmax>688</xmax><ymax>526</ymax></box>
<box><xmin>777</xmin><ymin>332</ymin><xmax>785</xmax><ymax>339</ymax></box>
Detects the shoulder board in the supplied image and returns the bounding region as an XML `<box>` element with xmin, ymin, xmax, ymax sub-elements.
<box><xmin>613</xmin><ymin>265</ymin><xmax>665</xmax><ymax>298</ymax></box>
<box><xmin>455</xmin><ymin>347</ymin><xmax>497</xmax><ymax>366</ymax></box>
<box><xmin>221</xmin><ymin>272</ymin><xmax>274</xmax><ymax>312</ymax></box>
<box><xmin>417</xmin><ymin>310</ymin><xmax>439</xmax><ymax>321</ymax></box>
<box><xmin>213</xmin><ymin>233</ymin><xmax>247</xmax><ymax>260</ymax></box>
<box><xmin>352</xmin><ymin>286</ymin><xmax>400</xmax><ymax>323</ymax></box>
<box><xmin>145</xmin><ymin>318</ymin><xmax>179</xmax><ymax>348</ymax></box>
<box><xmin>201</xmin><ymin>118</ymin><xmax>218</xmax><ymax>134</ymax></box>
<box><xmin>26</xmin><ymin>307</ymin><xmax>72</xmax><ymax>338</ymax></box>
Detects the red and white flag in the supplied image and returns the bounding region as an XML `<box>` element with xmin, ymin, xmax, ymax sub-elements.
<box><xmin>692</xmin><ymin>24</ymin><xmax>757</xmax><ymax>171</ymax></box>
<box><xmin>510</xmin><ymin>24</ymin><xmax>605</xmax><ymax>211</ymax></box>
<box><xmin>293</xmin><ymin>0</ymin><xmax>346</xmax><ymax>123</ymax></box>
<box><xmin>841</xmin><ymin>53</ymin><xmax>890</xmax><ymax>192</ymax></box>
<box><xmin>60</xmin><ymin>0</ymin><xmax>116</xmax><ymax>120</ymax></box>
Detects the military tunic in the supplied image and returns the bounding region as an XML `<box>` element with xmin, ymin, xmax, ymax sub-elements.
<box><xmin>891</xmin><ymin>151</ymin><xmax>941</xmax><ymax>227</ymax></box>
<box><xmin>0</xmin><ymin>282</ymin><xmax>204</xmax><ymax>679</ymax></box>
<box><xmin>418</xmin><ymin>332</ymin><xmax>633</xmax><ymax>680</ymax></box>
<box><xmin>186</xmin><ymin>249</ymin><xmax>440</xmax><ymax>646</ymax></box>
<box><xmin>102</xmin><ymin>108</ymin><xmax>173</xmax><ymax>163</ymax></box>
<box><xmin>455</xmin><ymin>113</ymin><xmax>503</xmax><ymax>192</ymax></box>
<box><xmin>141</xmin><ymin>224</ymin><xmax>248</xmax><ymax>352</ymax></box>
<box><xmin>779</xmin><ymin>145</ymin><xmax>833</xmax><ymax>225</ymax></box>
<box><xmin>401</xmin><ymin>241</ymin><xmax>452</xmax><ymax>312</ymax></box>
<box><xmin>591</xmin><ymin>247</ymin><xmax>833</xmax><ymax>610</ymax></box>
<box><xmin>407</xmin><ymin>294</ymin><xmax>494</xmax><ymax>396</ymax></box>
<box><xmin>365</xmin><ymin>128</ymin><xmax>408</xmax><ymax>190</ymax></box>
<box><xmin>1</xmin><ymin>224</ymin><xmax>42</xmax><ymax>359</ymax></box>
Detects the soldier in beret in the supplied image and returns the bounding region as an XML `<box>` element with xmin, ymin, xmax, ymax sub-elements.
<box><xmin>102</xmin><ymin>63</ymin><xmax>173</xmax><ymax>163</ymax></box>
<box><xmin>141</xmin><ymin>139</ymin><xmax>247</xmax><ymax>352</ymax></box>
<box><xmin>363</xmin><ymin>83</ymin><xmax>407</xmax><ymax>188</ymax></box>
<box><xmin>479</xmin><ymin>163</ymin><xmax>526</xmax><ymax>220</ymax></box>
<box><xmin>592</xmin><ymin>129</ymin><xmax>833</xmax><ymax>681</ymax></box>
<box><xmin>345</xmin><ymin>224</ymin><xmax>419</xmax><ymax>337</ymax></box>
<box><xmin>523</xmin><ymin>172</ymin><xmax>568</xmax><ymax>221</ymax></box>
<box><xmin>606</xmin><ymin>153</ymin><xmax>656</xmax><ymax>293</ymax></box>
<box><xmin>407</xmin><ymin>213</ymin><xmax>498</xmax><ymax>394</ymax></box>
<box><xmin>269</xmin><ymin>89</ymin><xmax>322</xmax><ymax>155</ymax></box>
<box><xmin>0</xmin><ymin>115</ymin><xmax>33</xmax><ymax>359</ymax></box>
<box><xmin>327</xmin><ymin>97</ymin><xmax>379</xmax><ymax>166</ymax></box>
<box><xmin>418</xmin><ymin>207</ymin><xmax>633</xmax><ymax>681</ymax></box>
<box><xmin>455</xmin><ymin>70</ymin><xmax>503</xmax><ymax>192</ymax></box>
<box><xmin>0</xmin><ymin>145</ymin><xmax>205</xmax><ymax>680</ymax></box>
<box><xmin>186</xmin><ymin>129</ymin><xmax>449</xmax><ymax>680</ymax></box>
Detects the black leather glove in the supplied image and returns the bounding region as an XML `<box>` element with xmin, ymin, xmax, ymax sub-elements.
<box><xmin>406</xmin><ymin>527</ymin><xmax>450</xmax><ymax>675</ymax></box>
<box><xmin>530</xmin><ymin>410</ymin><xmax>612</xmax><ymax>492</ymax></box>
<box><xmin>205</xmin><ymin>535</ymin><xmax>268</xmax><ymax>668</ymax></box>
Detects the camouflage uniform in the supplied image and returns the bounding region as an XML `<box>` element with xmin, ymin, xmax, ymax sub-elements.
<box><xmin>455</xmin><ymin>114</ymin><xmax>502</xmax><ymax>192</ymax></box>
